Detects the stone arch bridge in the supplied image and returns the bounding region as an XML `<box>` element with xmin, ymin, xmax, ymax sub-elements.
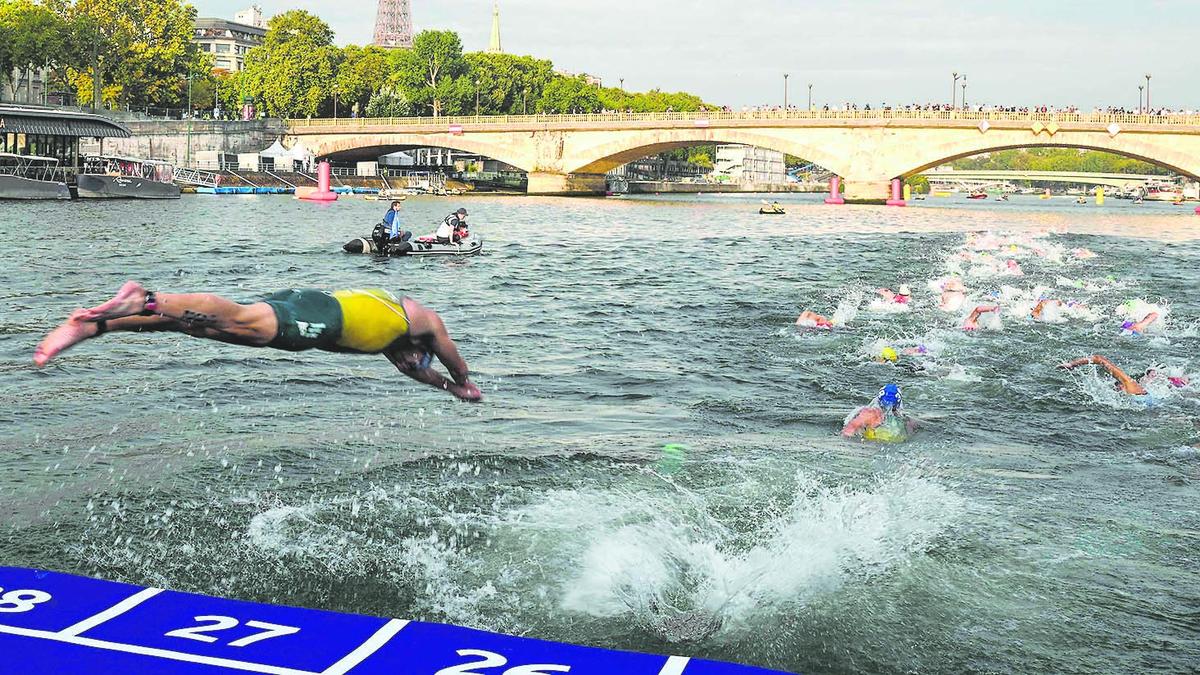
<box><xmin>285</xmin><ymin>110</ymin><xmax>1200</xmax><ymax>202</ymax></box>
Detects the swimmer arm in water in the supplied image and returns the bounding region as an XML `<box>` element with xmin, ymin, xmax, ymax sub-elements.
<box><xmin>388</xmin><ymin>297</ymin><xmax>482</xmax><ymax>402</ymax></box>
<box><xmin>1059</xmin><ymin>355</ymin><xmax>1147</xmax><ymax>395</ymax></box>
<box><xmin>962</xmin><ymin>305</ymin><xmax>1000</xmax><ymax>330</ymax></box>
<box><xmin>841</xmin><ymin>407</ymin><xmax>883</xmax><ymax>437</ymax></box>
<box><xmin>1124</xmin><ymin>312</ymin><xmax>1159</xmax><ymax>334</ymax></box>
<box><xmin>1031</xmin><ymin>299</ymin><xmax>1058</xmax><ymax>320</ymax></box>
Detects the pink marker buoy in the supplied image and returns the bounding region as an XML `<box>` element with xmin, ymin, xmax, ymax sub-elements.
<box><xmin>1195</xmin><ymin>205</ymin><xmax>1200</xmax><ymax>215</ymax></box>
<box><xmin>296</xmin><ymin>161</ymin><xmax>338</xmax><ymax>202</ymax></box>
<box><xmin>886</xmin><ymin>178</ymin><xmax>906</xmax><ymax>207</ymax></box>
<box><xmin>824</xmin><ymin>176</ymin><xmax>845</xmax><ymax>205</ymax></box>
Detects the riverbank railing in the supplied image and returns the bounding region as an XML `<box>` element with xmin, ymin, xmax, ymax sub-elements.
<box><xmin>288</xmin><ymin>109</ymin><xmax>1200</xmax><ymax>129</ymax></box>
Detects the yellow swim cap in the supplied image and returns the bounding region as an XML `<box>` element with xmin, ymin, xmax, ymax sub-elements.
<box><xmin>880</xmin><ymin>347</ymin><xmax>898</xmax><ymax>362</ymax></box>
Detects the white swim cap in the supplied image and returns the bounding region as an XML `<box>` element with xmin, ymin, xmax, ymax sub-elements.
<box><xmin>898</xmin><ymin>284</ymin><xmax>912</xmax><ymax>296</ymax></box>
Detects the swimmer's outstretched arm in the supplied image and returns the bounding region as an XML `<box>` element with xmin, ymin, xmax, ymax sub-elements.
<box><xmin>962</xmin><ymin>304</ymin><xmax>999</xmax><ymax>329</ymax></box>
<box><xmin>398</xmin><ymin>298</ymin><xmax>482</xmax><ymax>401</ymax></box>
<box><xmin>1058</xmin><ymin>355</ymin><xmax>1146</xmax><ymax>395</ymax></box>
<box><xmin>1130</xmin><ymin>312</ymin><xmax>1159</xmax><ymax>333</ymax></box>
<box><xmin>841</xmin><ymin>407</ymin><xmax>883</xmax><ymax>437</ymax></box>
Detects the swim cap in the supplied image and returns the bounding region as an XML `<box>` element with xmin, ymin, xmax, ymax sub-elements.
<box><xmin>880</xmin><ymin>347</ymin><xmax>898</xmax><ymax>362</ymax></box>
<box><xmin>877</xmin><ymin>384</ymin><xmax>902</xmax><ymax>411</ymax></box>
<box><xmin>898</xmin><ymin>285</ymin><xmax>912</xmax><ymax>296</ymax></box>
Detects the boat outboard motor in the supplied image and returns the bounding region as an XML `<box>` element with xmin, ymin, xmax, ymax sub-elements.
<box><xmin>371</xmin><ymin>221</ymin><xmax>390</xmax><ymax>251</ymax></box>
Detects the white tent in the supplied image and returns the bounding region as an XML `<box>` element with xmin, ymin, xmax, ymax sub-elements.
<box><xmin>289</xmin><ymin>140</ymin><xmax>314</xmax><ymax>169</ymax></box>
<box><xmin>259</xmin><ymin>139</ymin><xmax>290</xmax><ymax>159</ymax></box>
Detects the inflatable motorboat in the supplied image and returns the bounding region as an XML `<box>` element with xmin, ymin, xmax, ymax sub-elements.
<box><xmin>759</xmin><ymin>207</ymin><xmax>786</xmax><ymax>215</ymax></box>
<box><xmin>344</xmin><ymin>234</ymin><xmax>483</xmax><ymax>257</ymax></box>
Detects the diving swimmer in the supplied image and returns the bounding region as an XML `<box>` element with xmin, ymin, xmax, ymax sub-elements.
<box><xmin>841</xmin><ymin>383</ymin><xmax>915</xmax><ymax>442</ymax></box>
<box><xmin>34</xmin><ymin>281</ymin><xmax>483</xmax><ymax>401</ymax></box>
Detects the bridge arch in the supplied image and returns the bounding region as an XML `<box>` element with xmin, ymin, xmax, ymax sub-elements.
<box><xmin>296</xmin><ymin>133</ymin><xmax>536</xmax><ymax>173</ymax></box>
<box><xmin>893</xmin><ymin>135</ymin><xmax>1200</xmax><ymax>183</ymax></box>
<box><xmin>563</xmin><ymin>128</ymin><xmax>850</xmax><ymax>177</ymax></box>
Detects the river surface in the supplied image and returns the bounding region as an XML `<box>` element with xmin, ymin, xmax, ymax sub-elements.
<box><xmin>2</xmin><ymin>193</ymin><xmax>1198</xmax><ymax>674</ymax></box>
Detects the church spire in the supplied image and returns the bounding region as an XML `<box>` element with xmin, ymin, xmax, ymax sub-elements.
<box><xmin>487</xmin><ymin>1</ymin><xmax>502</xmax><ymax>54</ymax></box>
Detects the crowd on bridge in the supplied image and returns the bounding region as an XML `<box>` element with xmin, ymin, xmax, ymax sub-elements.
<box><xmin>732</xmin><ymin>103</ymin><xmax>1198</xmax><ymax>116</ymax></box>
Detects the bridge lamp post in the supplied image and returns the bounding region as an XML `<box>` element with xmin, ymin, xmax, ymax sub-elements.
<box><xmin>332</xmin><ymin>86</ymin><xmax>339</xmax><ymax>119</ymax></box>
<box><xmin>1144</xmin><ymin>73</ymin><xmax>1151</xmax><ymax>112</ymax></box>
<box><xmin>1138</xmin><ymin>85</ymin><xmax>1144</xmax><ymax>114</ymax></box>
<box><xmin>619</xmin><ymin>78</ymin><xmax>624</xmax><ymax>91</ymax></box>
<box><xmin>807</xmin><ymin>83</ymin><xmax>813</xmax><ymax>111</ymax></box>
<box><xmin>961</xmin><ymin>74</ymin><xmax>968</xmax><ymax>109</ymax></box>
<box><xmin>951</xmin><ymin>72</ymin><xmax>959</xmax><ymax>109</ymax></box>
<box><xmin>522</xmin><ymin>87</ymin><xmax>528</xmax><ymax>114</ymax></box>
<box><xmin>475</xmin><ymin>77</ymin><xmax>481</xmax><ymax>116</ymax></box>
<box><xmin>783</xmin><ymin>73</ymin><xmax>789</xmax><ymax>110</ymax></box>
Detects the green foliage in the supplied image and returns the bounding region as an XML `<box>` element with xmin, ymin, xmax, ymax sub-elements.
<box><xmin>952</xmin><ymin>148</ymin><xmax>1169</xmax><ymax>175</ymax></box>
<box><xmin>1</xmin><ymin>0</ymin><xmax>68</xmax><ymax>99</ymax></box>
<box><xmin>462</xmin><ymin>52</ymin><xmax>555</xmax><ymax>115</ymax></box>
<box><xmin>395</xmin><ymin>30</ymin><xmax>468</xmax><ymax>117</ymax></box>
<box><xmin>596</xmin><ymin>86</ymin><xmax>711</xmax><ymax>113</ymax></box>
<box><xmin>69</xmin><ymin>0</ymin><xmax>202</xmax><ymax>107</ymax></box>
<box><xmin>537</xmin><ymin>75</ymin><xmax>600</xmax><ymax>114</ymax></box>
<box><xmin>364</xmin><ymin>89</ymin><xmax>416</xmax><ymax>117</ymax></box>
<box><xmin>240</xmin><ymin>10</ymin><xmax>342</xmax><ymax>118</ymax></box>
<box><xmin>906</xmin><ymin>175</ymin><xmax>930</xmax><ymax>194</ymax></box>
<box><xmin>336</xmin><ymin>45</ymin><xmax>391</xmax><ymax>114</ymax></box>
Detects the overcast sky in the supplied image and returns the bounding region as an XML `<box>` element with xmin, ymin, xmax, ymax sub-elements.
<box><xmin>193</xmin><ymin>0</ymin><xmax>1193</xmax><ymax>110</ymax></box>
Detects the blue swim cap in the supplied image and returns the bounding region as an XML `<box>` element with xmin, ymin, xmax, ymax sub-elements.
<box><xmin>877</xmin><ymin>384</ymin><xmax>902</xmax><ymax>411</ymax></box>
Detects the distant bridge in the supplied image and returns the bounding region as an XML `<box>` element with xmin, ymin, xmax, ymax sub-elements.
<box><xmin>922</xmin><ymin>168</ymin><xmax>1170</xmax><ymax>189</ymax></box>
<box><xmin>286</xmin><ymin>110</ymin><xmax>1200</xmax><ymax>202</ymax></box>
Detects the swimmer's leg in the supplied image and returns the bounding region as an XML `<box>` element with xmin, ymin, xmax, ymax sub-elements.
<box><xmin>35</xmin><ymin>283</ymin><xmax>279</xmax><ymax>366</ymax></box>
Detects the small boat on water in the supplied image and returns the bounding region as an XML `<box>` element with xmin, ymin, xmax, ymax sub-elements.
<box><xmin>344</xmin><ymin>224</ymin><xmax>484</xmax><ymax>257</ymax></box>
<box><xmin>995</xmin><ymin>194</ymin><xmax>1009</xmax><ymax>202</ymax></box>
<box><xmin>759</xmin><ymin>201</ymin><xmax>786</xmax><ymax>214</ymax></box>
<box><xmin>1075</xmin><ymin>196</ymin><xmax>1088</xmax><ymax>205</ymax></box>
<box><xmin>967</xmin><ymin>190</ymin><xmax>988</xmax><ymax>200</ymax></box>
<box><xmin>77</xmin><ymin>155</ymin><xmax>180</xmax><ymax>199</ymax></box>
<box><xmin>0</xmin><ymin>153</ymin><xmax>70</xmax><ymax>200</ymax></box>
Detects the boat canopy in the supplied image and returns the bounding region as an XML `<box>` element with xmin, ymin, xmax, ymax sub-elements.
<box><xmin>0</xmin><ymin>105</ymin><xmax>130</xmax><ymax>138</ymax></box>
<box><xmin>0</xmin><ymin>152</ymin><xmax>60</xmax><ymax>163</ymax></box>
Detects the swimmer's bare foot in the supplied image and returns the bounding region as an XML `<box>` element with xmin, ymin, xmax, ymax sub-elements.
<box><xmin>75</xmin><ymin>281</ymin><xmax>150</xmax><ymax>322</ymax></box>
<box><xmin>34</xmin><ymin>313</ymin><xmax>100</xmax><ymax>367</ymax></box>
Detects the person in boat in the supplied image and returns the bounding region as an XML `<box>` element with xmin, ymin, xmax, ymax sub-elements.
<box><xmin>436</xmin><ymin>208</ymin><xmax>469</xmax><ymax>245</ymax></box>
<box><xmin>1058</xmin><ymin>355</ymin><xmax>1185</xmax><ymax>405</ymax></box>
<box><xmin>33</xmin><ymin>281</ymin><xmax>483</xmax><ymax>402</ymax></box>
<box><xmin>963</xmin><ymin>305</ymin><xmax>1000</xmax><ymax>331</ymax></box>
<box><xmin>383</xmin><ymin>200</ymin><xmax>412</xmax><ymax>243</ymax></box>
<box><xmin>1120</xmin><ymin>312</ymin><xmax>1159</xmax><ymax>336</ymax></box>
<box><xmin>841</xmin><ymin>383</ymin><xmax>915</xmax><ymax>442</ymax></box>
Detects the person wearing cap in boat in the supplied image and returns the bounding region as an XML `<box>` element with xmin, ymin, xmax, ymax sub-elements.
<box><xmin>877</xmin><ymin>284</ymin><xmax>913</xmax><ymax>305</ymax></box>
<box><xmin>436</xmin><ymin>208</ymin><xmax>469</xmax><ymax>245</ymax></box>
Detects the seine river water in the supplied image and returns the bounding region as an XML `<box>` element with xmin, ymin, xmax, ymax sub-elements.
<box><xmin>2</xmin><ymin>193</ymin><xmax>1198</xmax><ymax>674</ymax></box>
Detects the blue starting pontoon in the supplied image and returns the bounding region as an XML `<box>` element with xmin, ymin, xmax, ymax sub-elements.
<box><xmin>0</xmin><ymin>567</ymin><xmax>791</xmax><ymax>675</ymax></box>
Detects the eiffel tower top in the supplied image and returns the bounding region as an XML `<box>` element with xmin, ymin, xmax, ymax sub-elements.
<box><xmin>486</xmin><ymin>1</ymin><xmax>502</xmax><ymax>54</ymax></box>
<box><xmin>373</xmin><ymin>0</ymin><xmax>413</xmax><ymax>49</ymax></box>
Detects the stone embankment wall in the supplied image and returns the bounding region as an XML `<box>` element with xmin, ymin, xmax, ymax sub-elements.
<box><xmin>80</xmin><ymin>119</ymin><xmax>286</xmax><ymax>165</ymax></box>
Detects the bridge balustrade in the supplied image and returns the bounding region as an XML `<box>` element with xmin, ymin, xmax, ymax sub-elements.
<box><xmin>289</xmin><ymin>109</ymin><xmax>1200</xmax><ymax>128</ymax></box>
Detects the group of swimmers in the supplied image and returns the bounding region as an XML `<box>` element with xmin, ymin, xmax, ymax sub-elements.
<box><xmin>800</xmin><ymin>230</ymin><xmax>1190</xmax><ymax>442</ymax></box>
